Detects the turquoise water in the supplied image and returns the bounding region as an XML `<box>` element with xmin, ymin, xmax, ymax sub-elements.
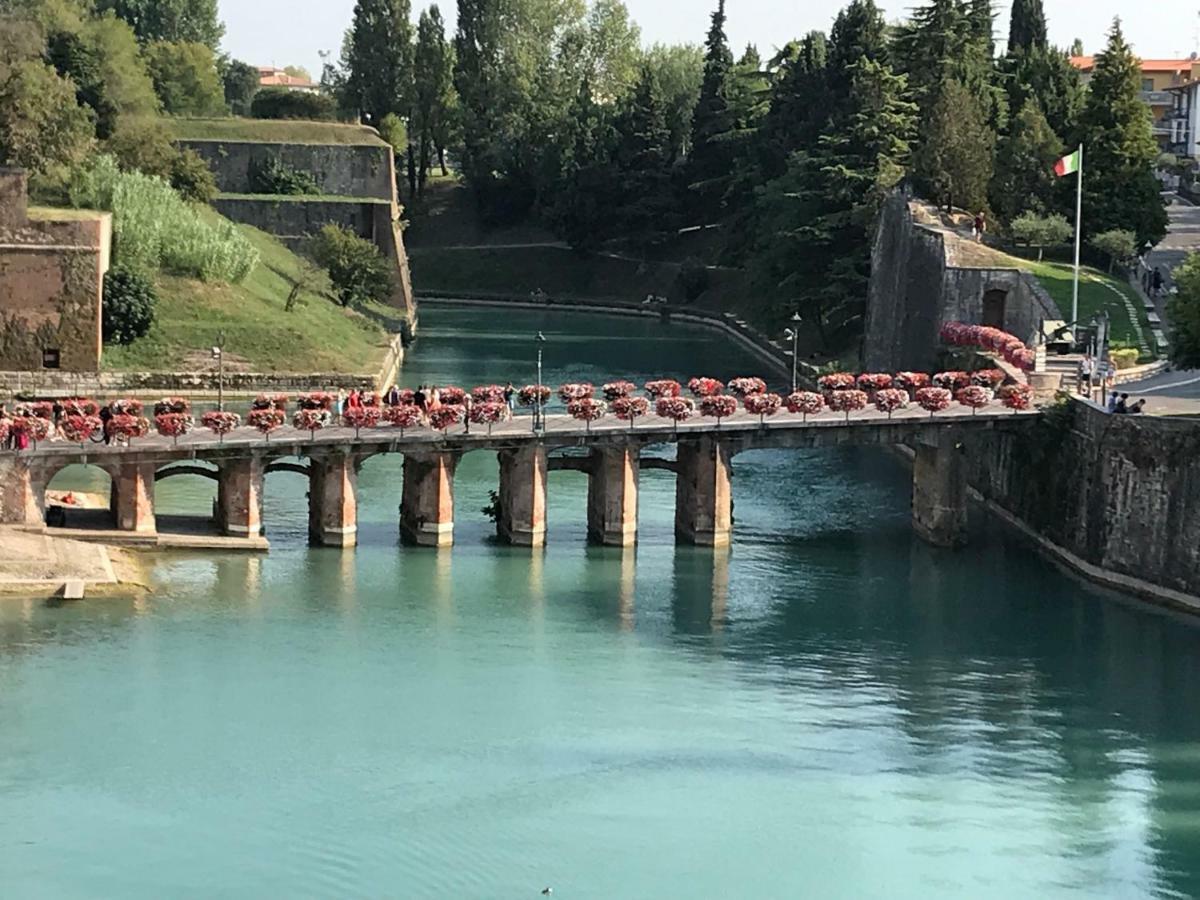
<box><xmin>2</xmin><ymin>307</ymin><xmax>1199</xmax><ymax>898</ymax></box>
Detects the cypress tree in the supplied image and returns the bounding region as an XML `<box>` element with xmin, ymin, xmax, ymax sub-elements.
<box><xmin>1007</xmin><ymin>0</ymin><xmax>1047</xmax><ymax>54</ymax></box>
<box><xmin>1077</xmin><ymin>19</ymin><xmax>1167</xmax><ymax>246</ymax></box>
<box><xmin>913</xmin><ymin>78</ymin><xmax>995</xmax><ymax>212</ymax></box>
<box><xmin>614</xmin><ymin>64</ymin><xmax>677</xmax><ymax>244</ymax></box>
<box><xmin>344</xmin><ymin>0</ymin><xmax>413</xmax><ymax>126</ymax></box>
<box><xmin>687</xmin><ymin>0</ymin><xmax>735</xmax><ymax>217</ymax></box>
<box><xmin>758</xmin><ymin>31</ymin><xmax>828</xmax><ymax>179</ymax></box>
<box><xmin>826</xmin><ymin>0</ymin><xmax>887</xmax><ymax>104</ymax></box>
<box><xmin>413</xmin><ymin>5</ymin><xmax>454</xmax><ymax>196</ymax></box>
<box><xmin>990</xmin><ymin>99</ymin><xmax>1062</xmax><ymax>222</ymax></box>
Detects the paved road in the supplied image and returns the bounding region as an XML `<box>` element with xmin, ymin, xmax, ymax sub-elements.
<box><xmin>1146</xmin><ymin>197</ymin><xmax>1200</xmax><ymax>300</ymax></box>
<box><xmin>1124</xmin><ymin>368</ymin><xmax>1200</xmax><ymax>399</ymax></box>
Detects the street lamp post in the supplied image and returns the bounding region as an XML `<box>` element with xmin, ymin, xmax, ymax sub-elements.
<box><xmin>212</xmin><ymin>330</ymin><xmax>226</xmax><ymax>411</ymax></box>
<box><xmin>783</xmin><ymin>312</ymin><xmax>802</xmax><ymax>393</ymax></box>
<box><xmin>534</xmin><ymin>331</ymin><xmax>546</xmax><ymax>433</ymax></box>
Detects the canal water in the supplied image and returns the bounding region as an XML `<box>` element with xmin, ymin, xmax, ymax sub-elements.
<box><xmin>2</xmin><ymin>306</ymin><xmax>1199</xmax><ymax>898</ymax></box>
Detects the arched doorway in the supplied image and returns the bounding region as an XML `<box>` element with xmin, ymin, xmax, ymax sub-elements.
<box><xmin>982</xmin><ymin>289</ymin><xmax>1007</xmax><ymax>329</ymax></box>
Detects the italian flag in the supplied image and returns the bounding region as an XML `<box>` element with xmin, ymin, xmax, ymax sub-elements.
<box><xmin>1054</xmin><ymin>149</ymin><xmax>1081</xmax><ymax>177</ymax></box>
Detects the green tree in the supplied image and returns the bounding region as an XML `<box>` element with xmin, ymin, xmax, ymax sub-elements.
<box><xmin>144</xmin><ymin>40</ymin><xmax>225</xmax><ymax>115</ymax></box>
<box><xmin>613</xmin><ymin>62</ymin><xmax>676</xmax><ymax>245</ymax></box>
<box><xmin>642</xmin><ymin>42</ymin><xmax>703</xmax><ymax>161</ymax></box>
<box><xmin>0</xmin><ymin>61</ymin><xmax>93</xmax><ymax>176</ymax></box>
<box><xmin>913</xmin><ymin>77</ymin><xmax>995</xmax><ymax>212</ymax></box>
<box><xmin>1089</xmin><ymin>228</ymin><xmax>1136</xmax><ymax>272</ymax></box>
<box><xmin>96</xmin><ymin>0</ymin><xmax>224</xmax><ymax>49</ymax></box>
<box><xmin>1076</xmin><ymin>19</ymin><xmax>1167</xmax><ymax>247</ymax></box>
<box><xmin>223</xmin><ymin>59</ymin><xmax>259</xmax><ymax>114</ymax></box>
<box><xmin>754</xmin><ymin>58</ymin><xmax>916</xmax><ymax>342</ymax></box>
<box><xmin>413</xmin><ymin>5</ymin><xmax>454</xmax><ymax>193</ymax></box>
<box><xmin>1007</xmin><ymin>0</ymin><xmax>1046</xmax><ymax>53</ymax></box>
<box><xmin>1010</xmin><ymin>211</ymin><xmax>1070</xmax><ymax>259</ymax></box>
<box><xmin>990</xmin><ymin>99</ymin><xmax>1061</xmax><ymax>221</ymax></box>
<box><xmin>687</xmin><ymin>0</ymin><xmax>734</xmax><ymax>217</ymax></box>
<box><xmin>1000</xmin><ymin>46</ymin><xmax>1082</xmax><ymax>145</ymax></box>
<box><xmin>1167</xmin><ymin>252</ymin><xmax>1200</xmax><ymax>367</ymax></box>
<box><xmin>102</xmin><ymin>266</ymin><xmax>157</xmax><ymax>344</ymax></box>
<box><xmin>553</xmin><ymin>76</ymin><xmax>617</xmax><ymax>251</ymax></box>
<box><xmin>308</xmin><ymin>224</ymin><xmax>394</xmax><ymax>307</ymax></box>
<box><xmin>580</xmin><ymin>0</ymin><xmax>641</xmax><ymax>103</ymax></box>
<box><xmin>343</xmin><ymin>0</ymin><xmax>413</xmax><ymax>127</ymax></box>
<box><xmin>756</xmin><ymin>32</ymin><xmax>827</xmax><ymax>180</ymax></box>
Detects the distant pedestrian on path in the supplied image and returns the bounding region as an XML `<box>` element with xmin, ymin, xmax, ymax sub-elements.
<box><xmin>1078</xmin><ymin>356</ymin><xmax>1093</xmax><ymax>396</ymax></box>
<box><xmin>1153</xmin><ymin>268</ymin><xmax>1165</xmax><ymax>298</ymax></box>
<box><xmin>503</xmin><ymin>382</ymin><xmax>515</xmax><ymax>418</ymax></box>
<box><xmin>1107</xmin><ymin>391</ymin><xmax>1119</xmax><ymax>413</ymax></box>
<box><xmin>972</xmin><ymin>211</ymin><xmax>986</xmax><ymax>242</ymax></box>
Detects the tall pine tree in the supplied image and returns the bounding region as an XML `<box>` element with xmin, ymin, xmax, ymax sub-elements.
<box><xmin>344</xmin><ymin>0</ymin><xmax>413</xmax><ymax>126</ymax></box>
<box><xmin>1077</xmin><ymin>19</ymin><xmax>1167</xmax><ymax>246</ymax></box>
<box><xmin>913</xmin><ymin>78</ymin><xmax>995</xmax><ymax>211</ymax></box>
<box><xmin>613</xmin><ymin>63</ymin><xmax>677</xmax><ymax>245</ymax></box>
<box><xmin>1007</xmin><ymin>0</ymin><xmax>1047</xmax><ymax>54</ymax></box>
<box><xmin>687</xmin><ymin>0</ymin><xmax>734</xmax><ymax>218</ymax></box>
<box><xmin>990</xmin><ymin>99</ymin><xmax>1062</xmax><ymax>221</ymax></box>
<box><xmin>413</xmin><ymin>5</ymin><xmax>454</xmax><ymax>196</ymax></box>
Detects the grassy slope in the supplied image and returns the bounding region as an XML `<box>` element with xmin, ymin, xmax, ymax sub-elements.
<box><xmin>1022</xmin><ymin>259</ymin><xmax>1151</xmax><ymax>347</ymax></box>
<box><xmin>102</xmin><ymin>217</ymin><xmax>393</xmax><ymax>373</ymax></box>
<box><xmin>165</xmin><ymin>117</ymin><xmax>388</xmax><ymax>146</ymax></box>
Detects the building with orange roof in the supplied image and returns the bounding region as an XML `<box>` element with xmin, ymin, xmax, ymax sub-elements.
<box><xmin>1070</xmin><ymin>55</ymin><xmax>1200</xmax><ymax>149</ymax></box>
<box><xmin>257</xmin><ymin>66</ymin><xmax>318</xmax><ymax>94</ymax></box>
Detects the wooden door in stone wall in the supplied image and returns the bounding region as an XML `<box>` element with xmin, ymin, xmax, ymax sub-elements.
<box><xmin>982</xmin><ymin>289</ymin><xmax>1007</xmax><ymax>329</ymax></box>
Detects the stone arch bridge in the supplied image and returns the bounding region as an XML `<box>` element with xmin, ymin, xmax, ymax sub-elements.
<box><xmin>0</xmin><ymin>408</ymin><xmax>1037</xmax><ymax>550</ymax></box>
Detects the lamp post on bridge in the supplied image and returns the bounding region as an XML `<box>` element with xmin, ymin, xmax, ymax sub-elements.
<box><xmin>783</xmin><ymin>312</ymin><xmax>802</xmax><ymax>393</ymax></box>
<box><xmin>534</xmin><ymin>331</ymin><xmax>546</xmax><ymax>433</ymax></box>
<box><xmin>212</xmin><ymin>330</ymin><xmax>226</xmax><ymax>412</ymax></box>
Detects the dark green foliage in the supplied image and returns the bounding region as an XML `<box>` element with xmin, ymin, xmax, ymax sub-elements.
<box><xmin>678</xmin><ymin>258</ymin><xmax>710</xmax><ymax>300</ymax></box>
<box><xmin>343</xmin><ymin>0</ymin><xmax>413</xmax><ymax>126</ymax></box>
<box><xmin>223</xmin><ymin>59</ymin><xmax>259</xmax><ymax>115</ymax></box>
<box><xmin>95</xmin><ymin>0</ymin><xmax>224</xmax><ymax>49</ymax></box>
<box><xmin>249</xmin><ymin>87</ymin><xmax>336</xmax><ymax>120</ymax></box>
<box><xmin>47</xmin><ymin>29</ymin><xmax>118</xmax><ymax>137</ymax></box>
<box><xmin>1168</xmin><ymin>252</ymin><xmax>1200</xmax><ymax>367</ymax></box>
<box><xmin>913</xmin><ymin>78</ymin><xmax>995</xmax><ymax>211</ymax></box>
<box><xmin>144</xmin><ymin>39</ymin><xmax>224</xmax><ymax>115</ymax></box>
<box><xmin>169</xmin><ymin>147</ymin><xmax>216</xmax><ymax>202</ymax></box>
<box><xmin>1076</xmin><ymin>19</ymin><xmax>1167</xmax><ymax>247</ymax></box>
<box><xmin>990</xmin><ymin>99</ymin><xmax>1061</xmax><ymax>222</ymax></box>
<box><xmin>1007</xmin><ymin>0</ymin><xmax>1047</xmax><ymax>53</ymax></box>
<box><xmin>0</xmin><ymin>61</ymin><xmax>94</xmax><ymax>177</ymax></box>
<box><xmin>613</xmin><ymin>63</ymin><xmax>677</xmax><ymax>244</ymax></box>
<box><xmin>687</xmin><ymin>0</ymin><xmax>735</xmax><ymax>216</ymax></box>
<box><xmin>307</xmin><ymin>224</ymin><xmax>393</xmax><ymax>307</ymax></box>
<box><xmin>102</xmin><ymin>267</ymin><xmax>157</xmax><ymax>345</ymax></box>
<box><xmin>248</xmin><ymin>156</ymin><xmax>321</xmax><ymax>195</ymax></box>
<box><xmin>1089</xmin><ymin>228</ymin><xmax>1136</xmax><ymax>271</ymax></box>
<box><xmin>999</xmin><ymin>46</ymin><xmax>1082</xmax><ymax>146</ymax></box>
<box><xmin>413</xmin><ymin>5</ymin><xmax>454</xmax><ymax>194</ymax></box>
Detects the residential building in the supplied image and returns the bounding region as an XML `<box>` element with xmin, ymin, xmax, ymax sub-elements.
<box><xmin>1070</xmin><ymin>55</ymin><xmax>1200</xmax><ymax>149</ymax></box>
<box><xmin>1166</xmin><ymin>81</ymin><xmax>1200</xmax><ymax>158</ymax></box>
<box><xmin>257</xmin><ymin>66</ymin><xmax>318</xmax><ymax>94</ymax></box>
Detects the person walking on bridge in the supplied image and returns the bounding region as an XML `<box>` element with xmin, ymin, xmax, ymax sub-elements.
<box><xmin>1078</xmin><ymin>356</ymin><xmax>1093</xmax><ymax>397</ymax></box>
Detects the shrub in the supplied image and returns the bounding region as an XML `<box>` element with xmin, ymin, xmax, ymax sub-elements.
<box><xmin>143</xmin><ymin>40</ymin><xmax>225</xmax><ymax>116</ymax></box>
<box><xmin>169</xmin><ymin>147</ymin><xmax>217</xmax><ymax>202</ymax></box>
<box><xmin>307</xmin><ymin>224</ymin><xmax>393</xmax><ymax>307</ymax></box>
<box><xmin>1090</xmin><ymin>229</ymin><xmax>1137</xmax><ymax>273</ymax></box>
<box><xmin>1110</xmin><ymin>348</ymin><xmax>1140</xmax><ymax>369</ymax></box>
<box><xmin>250</xmin><ymin>87</ymin><xmax>336</xmax><ymax>120</ymax></box>
<box><xmin>103</xmin><ymin>119</ymin><xmax>216</xmax><ymax>202</ymax></box>
<box><xmin>1010</xmin><ymin>211</ymin><xmax>1072</xmax><ymax>261</ymax></box>
<box><xmin>248</xmin><ymin>155</ymin><xmax>320</xmax><ymax>195</ymax></box>
<box><xmin>102</xmin><ymin>267</ymin><xmax>157</xmax><ymax>344</ymax></box>
<box><xmin>677</xmin><ymin>257</ymin><xmax>710</xmax><ymax>301</ymax></box>
<box><xmin>69</xmin><ymin>155</ymin><xmax>258</xmax><ymax>282</ymax></box>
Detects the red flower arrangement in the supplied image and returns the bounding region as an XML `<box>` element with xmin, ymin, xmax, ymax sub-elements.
<box><xmin>343</xmin><ymin>406</ymin><xmax>381</xmax><ymax>436</ymax></box>
<box><xmin>700</xmin><ymin>394</ymin><xmax>739</xmax><ymax>427</ymax></box>
<box><xmin>644</xmin><ymin>379</ymin><xmax>682</xmax><ymax>398</ymax></box>
<box><xmin>786</xmin><ymin>391</ymin><xmax>825</xmax><ymax>420</ymax></box>
<box><xmin>430</xmin><ymin>405</ymin><xmax>465</xmax><ymax>433</ymax></box>
<box><xmin>873</xmin><ymin>388</ymin><xmax>910</xmax><ymax>417</ymax></box>
<box><xmin>915</xmin><ymin>387</ymin><xmax>952</xmax><ymax>416</ymax></box>
<box><xmin>728</xmin><ymin>376</ymin><xmax>766</xmax><ymax>397</ymax></box>
<box><xmin>248</xmin><ymin>408</ymin><xmax>285</xmax><ymax>439</ymax></box>
<box><xmin>201</xmin><ymin>411</ymin><xmax>241</xmax><ymax>443</ymax></box>
<box><xmin>602</xmin><ymin>380</ymin><xmax>638</xmax><ymax>400</ymax></box>
<box><xmin>105</xmin><ymin>413</ymin><xmax>149</xmax><ymax>443</ymax></box>
<box><xmin>817</xmin><ymin>373</ymin><xmax>856</xmax><ymax>394</ymax></box>
<box><xmin>998</xmin><ymin>383</ymin><xmax>1033</xmax><ymax>412</ymax></box>
<box><xmin>155</xmin><ymin>412</ymin><xmax>194</xmax><ymax>446</ymax></box>
<box><xmin>1009</xmin><ymin>348</ymin><xmax>1036</xmax><ymax>370</ymax></box>
<box><xmin>437</xmin><ymin>386</ymin><xmax>466</xmax><ymax>405</ymax></box>
<box><xmin>939</xmin><ymin>321</ymin><xmax>1036</xmax><ymax>371</ymax></box>
<box><xmin>15</xmin><ymin>401</ymin><xmax>53</xmax><ymax>420</ymax></box>
<box><xmin>60</xmin><ymin>415</ymin><xmax>102</xmax><ymax>445</ymax></box>
<box><xmin>518</xmin><ymin>384</ymin><xmax>551</xmax><ymax>407</ymax></box>
<box><xmin>296</xmin><ymin>392</ymin><xmax>335</xmax><ymax>410</ymax></box>
<box><xmin>744</xmin><ymin>391</ymin><xmax>782</xmax><ymax>424</ymax></box>
<box><xmin>61</xmin><ymin>398</ymin><xmax>99</xmax><ymax>416</ymax></box>
<box><xmin>360</xmin><ymin>392</ymin><xmax>382</xmax><ymax>408</ymax></box>
<box><xmin>11</xmin><ymin>416</ymin><xmax>50</xmax><ymax>446</ymax></box>
<box><xmin>933</xmin><ymin>371</ymin><xmax>970</xmax><ymax>390</ymax></box>
<box><xmin>612</xmin><ymin>395</ymin><xmax>650</xmax><ymax>427</ymax></box>
<box><xmin>655</xmin><ymin>396</ymin><xmax>695</xmax><ymax>432</ymax></box>
<box><xmin>384</xmin><ymin>404</ymin><xmax>423</xmax><ymax>432</ymax></box>
<box><xmin>252</xmin><ymin>393</ymin><xmax>288</xmax><ymax>411</ymax></box>
<box><xmin>688</xmin><ymin>376</ymin><xmax>725</xmax><ymax>397</ymax></box>
<box><xmin>857</xmin><ymin>373</ymin><xmax>893</xmax><ymax>392</ymax></box>
<box><xmin>472</xmin><ymin>384</ymin><xmax>506</xmax><ymax>404</ymax></box>
<box><xmin>970</xmin><ymin>368</ymin><xmax>1006</xmax><ymax>388</ymax></box>
<box><xmin>568</xmin><ymin>398</ymin><xmax>607</xmax><ymax>431</ymax></box>
<box><xmin>294</xmin><ymin>408</ymin><xmax>330</xmax><ymax>437</ymax></box>
<box><xmin>955</xmin><ymin>385</ymin><xmax>992</xmax><ymax>413</ymax></box>
<box><xmin>153</xmin><ymin>397</ymin><xmax>190</xmax><ymax>415</ymax></box>
<box><xmin>827</xmin><ymin>389</ymin><xmax>868</xmax><ymax>421</ymax></box>
<box><xmin>894</xmin><ymin>372</ymin><xmax>930</xmax><ymax>394</ymax></box>
<box><xmin>109</xmin><ymin>398</ymin><xmax>143</xmax><ymax>416</ymax></box>
<box><xmin>469</xmin><ymin>401</ymin><xmax>507</xmax><ymax>434</ymax></box>
<box><xmin>0</xmin><ymin>419</ymin><xmax>9</xmax><ymax>446</ymax></box>
<box><xmin>391</xmin><ymin>388</ymin><xmax>415</xmax><ymax>406</ymax></box>
<box><xmin>559</xmin><ymin>382</ymin><xmax>594</xmax><ymax>402</ymax></box>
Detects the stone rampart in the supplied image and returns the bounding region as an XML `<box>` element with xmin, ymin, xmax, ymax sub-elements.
<box><xmin>212</xmin><ymin>197</ymin><xmax>387</xmax><ymax>244</ymax></box>
<box><xmin>177</xmin><ymin>140</ymin><xmax>392</xmax><ymax>198</ymax></box>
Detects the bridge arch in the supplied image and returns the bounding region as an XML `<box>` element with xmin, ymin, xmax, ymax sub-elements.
<box><xmin>43</xmin><ymin>463</ymin><xmax>115</xmax><ymax>529</ymax></box>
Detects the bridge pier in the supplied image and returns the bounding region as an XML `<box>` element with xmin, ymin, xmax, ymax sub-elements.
<box><xmin>112</xmin><ymin>461</ymin><xmax>156</xmax><ymax>533</ymax></box>
<box><xmin>401</xmin><ymin>451</ymin><xmax>458</xmax><ymax>546</ymax></box>
<box><xmin>0</xmin><ymin>458</ymin><xmax>43</xmax><ymax>526</ymax></box>
<box><xmin>498</xmin><ymin>445</ymin><xmax>547</xmax><ymax>546</ymax></box>
<box><xmin>587</xmin><ymin>446</ymin><xmax>639</xmax><ymax>546</ymax></box>
<box><xmin>308</xmin><ymin>453</ymin><xmax>359</xmax><ymax>547</ymax></box>
<box><xmin>911</xmin><ymin>432</ymin><xmax>968</xmax><ymax>548</ymax></box>
<box><xmin>217</xmin><ymin>457</ymin><xmax>264</xmax><ymax>537</ymax></box>
<box><xmin>675</xmin><ymin>436</ymin><xmax>732</xmax><ymax>547</ymax></box>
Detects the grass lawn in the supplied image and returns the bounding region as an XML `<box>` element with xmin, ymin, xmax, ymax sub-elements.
<box><xmin>102</xmin><ymin>218</ymin><xmax>394</xmax><ymax>374</ymax></box>
<box><xmin>165</xmin><ymin>117</ymin><xmax>388</xmax><ymax>146</ymax></box>
<box><xmin>1021</xmin><ymin>259</ymin><xmax>1152</xmax><ymax>349</ymax></box>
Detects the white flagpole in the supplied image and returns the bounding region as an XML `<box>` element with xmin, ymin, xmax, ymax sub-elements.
<box><xmin>1072</xmin><ymin>143</ymin><xmax>1083</xmax><ymax>328</ymax></box>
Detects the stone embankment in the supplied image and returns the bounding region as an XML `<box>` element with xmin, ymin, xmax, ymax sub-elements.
<box><xmin>0</xmin><ymin>528</ymin><xmax>148</xmax><ymax>598</ymax></box>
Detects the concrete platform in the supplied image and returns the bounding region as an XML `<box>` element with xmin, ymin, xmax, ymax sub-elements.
<box><xmin>0</xmin><ymin>529</ymin><xmax>119</xmax><ymax>594</ymax></box>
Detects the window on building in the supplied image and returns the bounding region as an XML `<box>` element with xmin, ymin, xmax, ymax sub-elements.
<box><xmin>41</xmin><ymin>349</ymin><xmax>60</xmax><ymax>369</ymax></box>
<box><xmin>1142</xmin><ymin>78</ymin><xmax>1155</xmax><ymax>92</ymax></box>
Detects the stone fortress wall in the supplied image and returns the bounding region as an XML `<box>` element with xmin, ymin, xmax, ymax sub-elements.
<box><xmin>0</xmin><ymin>169</ymin><xmax>110</xmax><ymax>373</ymax></box>
<box><xmin>177</xmin><ymin>140</ymin><xmax>393</xmax><ymax>199</ymax></box>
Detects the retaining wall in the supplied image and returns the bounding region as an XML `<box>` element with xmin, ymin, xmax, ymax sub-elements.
<box><xmin>177</xmin><ymin>140</ymin><xmax>392</xmax><ymax>198</ymax></box>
